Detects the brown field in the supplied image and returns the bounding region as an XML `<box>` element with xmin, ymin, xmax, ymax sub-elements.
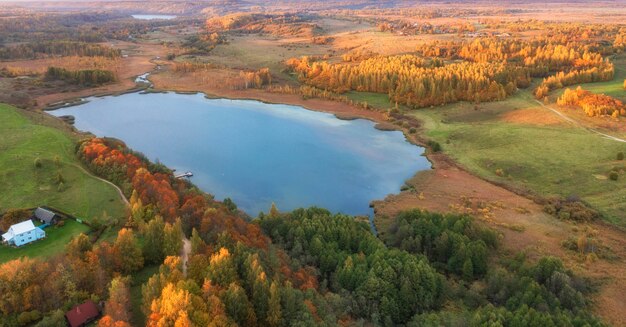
<box><xmin>33</xmin><ymin>41</ymin><xmax>168</xmax><ymax>108</ymax></box>
<box><xmin>499</xmin><ymin>107</ymin><xmax>566</xmax><ymax>126</ymax></box>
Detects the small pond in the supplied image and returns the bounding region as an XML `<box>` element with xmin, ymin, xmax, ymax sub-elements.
<box><xmin>132</xmin><ymin>14</ymin><xmax>177</xmax><ymax>20</ymax></box>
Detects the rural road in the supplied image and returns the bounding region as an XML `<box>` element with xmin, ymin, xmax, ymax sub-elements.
<box><xmin>534</xmin><ymin>99</ymin><xmax>626</xmax><ymax>143</ymax></box>
<box><xmin>181</xmin><ymin>237</ymin><xmax>191</xmax><ymax>277</ymax></box>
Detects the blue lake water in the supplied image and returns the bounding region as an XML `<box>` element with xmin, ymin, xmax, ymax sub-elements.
<box><xmin>51</xmin><ymin>92</ymin><xmax>430</xmax><ymax>216</ymax></box>
<box><xmin>132</xmin><ymin>14</ymin><xmax>177</xmax><ymax>20</ymax></box>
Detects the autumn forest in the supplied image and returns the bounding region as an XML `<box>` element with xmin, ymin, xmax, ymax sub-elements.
<box><xmin>1</xmin><ymin>1</ymin><xmax>626</xmax><ymax>327</ymax></box>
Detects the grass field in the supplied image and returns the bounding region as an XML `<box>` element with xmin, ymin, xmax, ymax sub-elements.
<box><xmin>0</xmin><ymin>104</ymin><xmax>125</xmax><ymax>220</ymax></box>
<box><xmin>0</xmin><ymin>219</ymin><xmax>90</xmax><ymax>263</ymax></box>
<box><xmin>0</xmin><ymin>103</ymin><xmax>126</xmax><ymax>261</ymax></box>
<box><xmin>571</xmin><ymin>55</ymin><xmax>626</xmax><ymax>101</ymax></box>
<box><xmin>346</xmin><ymin>91</ymin><xmax>397</xmax><ymax>110</ymax></box>
<box><xmin>130</xmin><ymin>264</ymin><xmax>159</xmax><ymax>326</ymax></box>
<box><xmin>407</xmin><ymin>89</ymin><xmax>626</xmax><ymax>226</ymax></box>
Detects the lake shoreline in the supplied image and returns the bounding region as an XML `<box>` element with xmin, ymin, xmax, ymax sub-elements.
<box><xmin>49</xmin><ymin>91</ymin><xmax>430</xmax><ymax>218</ymax></box>
<box><xmin>38</xmin><ymin>68</ymin><xmax>546</xmax><ymax>233</ymax></box>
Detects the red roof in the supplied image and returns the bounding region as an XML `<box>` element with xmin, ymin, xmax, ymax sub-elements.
<box><xmin>65</xmin><ymin>300</ymin><xmax>100</xmax><ymax>327</ymax></box>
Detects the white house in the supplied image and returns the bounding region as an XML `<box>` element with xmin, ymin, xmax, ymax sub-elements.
<box><xmin>1</xmin><ymin>220</ymin><xmax>45</xmax><ymax>247</ymax></box>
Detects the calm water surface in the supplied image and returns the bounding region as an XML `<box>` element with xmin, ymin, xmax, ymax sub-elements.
<box><xmin>51</xmin><ymin>92</ymin><xmax>430</xmax><ymax>216</ymax></box>
<box><xmin>132</xmin><ymin>14</ymin><xmax>177</xmax><ymax>20</ymax></box>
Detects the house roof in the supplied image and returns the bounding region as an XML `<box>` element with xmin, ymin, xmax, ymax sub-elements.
<box><xmin>34</xmin><ymin>207</ymin><xmax>55</xmax><ymax>223</ymax></box>
<box><xmin>1</xmin><ymin>231</ymin><xmax>12</xmax><ymax>241</ymax></box>
<box><xmin>65</xmin><ymin>300</ymin><xmax>100</xmax><ymax>327</ymax></box>
<box><xmin>8</xmin><ymin>220</ymin><xmax>36</xmax><ymax>235</ymax></box>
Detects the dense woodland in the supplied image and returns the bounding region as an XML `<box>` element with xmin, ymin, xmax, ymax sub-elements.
<box><xmin>45</xmin><ymin>67</ymin><xmax>116</xmax><ymax>86</ymax></box>
<box><xmin>287</xmin><ymin>55</ymin><xmax>524</xmax><ymax>107</ymax></box>
<box><xmin>0</xmin><ymin>41</ymin><xmax>120</xmax><ymax>60</ymax></box>
<box><xmin>288</xmin><ymin>35</ymin><xmax>617</xmax><ymax>108</ymax></box>
<box><xmin>0</xmin><ymin>137</ymin><xmax>605</xmax><ymax>326</ymax></box>
<box><xmin>558</xmin><ymin>87</ymin><xmax>625</xmax><ymax>118</ymax></box>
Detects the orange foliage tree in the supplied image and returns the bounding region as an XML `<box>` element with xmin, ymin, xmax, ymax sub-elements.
<box><xmin>558</xmin><ymin>87</ymin><xmax>625</xmax><ymax>117</ymax></box>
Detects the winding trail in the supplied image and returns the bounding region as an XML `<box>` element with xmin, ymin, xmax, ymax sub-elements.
<box><xmin>70</xmin><ymin>163</ymin><xmax>130</xmax><ymax>207</ymax></box>
<box><xmin>534</xmin><ymin>99</ymin><xmax>626</xmax><ymax>143</ymax></box>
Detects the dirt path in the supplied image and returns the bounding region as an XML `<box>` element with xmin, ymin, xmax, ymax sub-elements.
<box><xmin>70</xmin><ymin>163</ymin><xmax>129</xmax><ymax>207</ymax></box>
<box><xmin>181</xmin><ymin>237</ymin><xmax>191</xmax><ymax>277</ymax></box>
<box><xmin>534</xmin><ymin>99</ymin><xmax>626</xmax><ymax>143</ymax></box>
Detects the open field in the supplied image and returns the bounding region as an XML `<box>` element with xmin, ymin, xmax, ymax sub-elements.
<box><xmin>0</xmin><ymin>219</ymin><xmax>90</xmax><ymax>263</ymax></box>
<box><xmin>405</xmin><ymin>90</ymin><xmax>626</xmax><ymax>226</ymax></box>
<box><xmin>572</xmin><ymin>56</ymin><xmax>626</xmax><ymax>101</ymax></box>
<box><xmin>371</xmin><ymin>88</ymin><xmax>626</xmax><ymax>326</ymax></box>
<box><xmin>130</xmin><ymin>264</ymin><xmax>159</xmax><ymax>326</ymax></box>
<box><xmin>545</xmin><ymin>55</ymin><xmax>626</xmax><ymax>138</ymax></box>
<box><xmin>0</xmin><ymin>103</ymin><xmax>126</xmax><ymax>222</ymax></box>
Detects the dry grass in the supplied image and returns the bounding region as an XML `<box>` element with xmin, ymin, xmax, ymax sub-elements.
<box><xmin>499</xmin><ymin>107</ymin><xmax>566</xmax><ymax>126</ymax></box>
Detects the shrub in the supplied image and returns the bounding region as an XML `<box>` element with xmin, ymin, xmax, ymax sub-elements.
<box><xmin>495</xmin><ymin>168</ymin><xmax>505</xmax><ymax>177</ymax></box>
<box><xmin>17</xmin><ymin>310</ymin><xmax>41</xmax><ymax>326</ymax></box>
<box><xmin>617</xmin><ymin>152</ymin><xmax>624</xmax><ymax>160</ymax></box>
<box><xmin>609</xmin><ymin>170</ymin><xmax>619</xmax><ymax>181</ymax></box>
<box><xmin>542</xmin><ymin>197</ymin><xmax>600</xmax><ymax>222</ymax></box>
<box><xmin>34</xmin><ymin>157</ymin><xmax>42</xmax><ymax>168</ymax></box>
<box><xmin>55</xmin><ymin>171</ymin><xmax>65</xmax><ymax>184</ymax></box>
<box><xmin>428</xmin><ymin>140</ymin><xmax>442</xmax><ymax>152</ymax></box>
<box><xmin>409</xmin><ymin>127</ymin><xmax>417</xmax><ymax>134</ymax></box>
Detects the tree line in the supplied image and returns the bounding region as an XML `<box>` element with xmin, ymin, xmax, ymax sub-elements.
<box><xmin>0</xmin><ymin>137</ymin><xmax>606</xmax><ymax>326</ymax></box>
<box><xmin>0</xmin><ymin>41</ymin><xmax>121</xmax><ymax>60</ymax></box>
<box><xmin>286</xmin><ymin>55</ymin><xmax>525</xmax><ymax>108</ymax></box>
<box><xmin>557</xmin><ymin>87</ymin><xmax>625</xmax><ymax>118</ymax></box>
<box><xmin>45</xmin><ymin>67</ymin><xmax>116</xmax><ymax>86</ymax></box>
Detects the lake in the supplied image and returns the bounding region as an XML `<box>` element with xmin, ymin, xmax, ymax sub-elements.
<box><xmin>132</xmin><ymin>14</ymin><xmax>177</xmax><ymax>20</ymax></box>
<box><xmin>50</xmin><ymin>92</ymin><xmax>430</xmax><ymax>217</ymax></box>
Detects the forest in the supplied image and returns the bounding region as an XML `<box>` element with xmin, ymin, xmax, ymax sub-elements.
<box><xmin>0</xmin><ymin>137</ymin><xmax>605</xmax><ymax>326</ymax></box>
<box><xmin>288</xmin><ymin>36</ymin><xmax>617</xmax><ymax>108</ymax></box>
<box><xmin>45</xmin><ymin>67</ymin><xmax>116</xmax><ymax>86</ymax></box>
<box><xmin>557</xmin><ymin>87</ymin><xmax>625</xmax><ymax>118</ymax></box>
<box><xmin>0</xmin><ymin>41</ymin><xmax>120</xmax><ymax>60</ymax></box>
<box><xmin>1</xmin><ymin>1</ymin><xmax>625</xmax><ymax>326</ymax></box>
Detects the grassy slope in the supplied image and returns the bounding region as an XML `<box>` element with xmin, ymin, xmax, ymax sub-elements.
<box><xmin>345</xmin><ymin>68</ymin><xmax>626</xmax><ymax>225</ymax></box>
<box><xmin>0</xmin><ymin>220</ymin><xmax>89</xmax><ymax>263</ymax></box>
<box><xmin>0</xmin><ymin>103</ymin><xmax>125</xmax><ymax>262</ymax></box>
<box><xmin>130</xmin><ymin>264</ymin><xmax>159</xmax><ymax>326</ymax></box>
<box><xmin>347</xmin><ymin>91</ymin><xmax>398</xmax><ymax>109</ymax></box>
